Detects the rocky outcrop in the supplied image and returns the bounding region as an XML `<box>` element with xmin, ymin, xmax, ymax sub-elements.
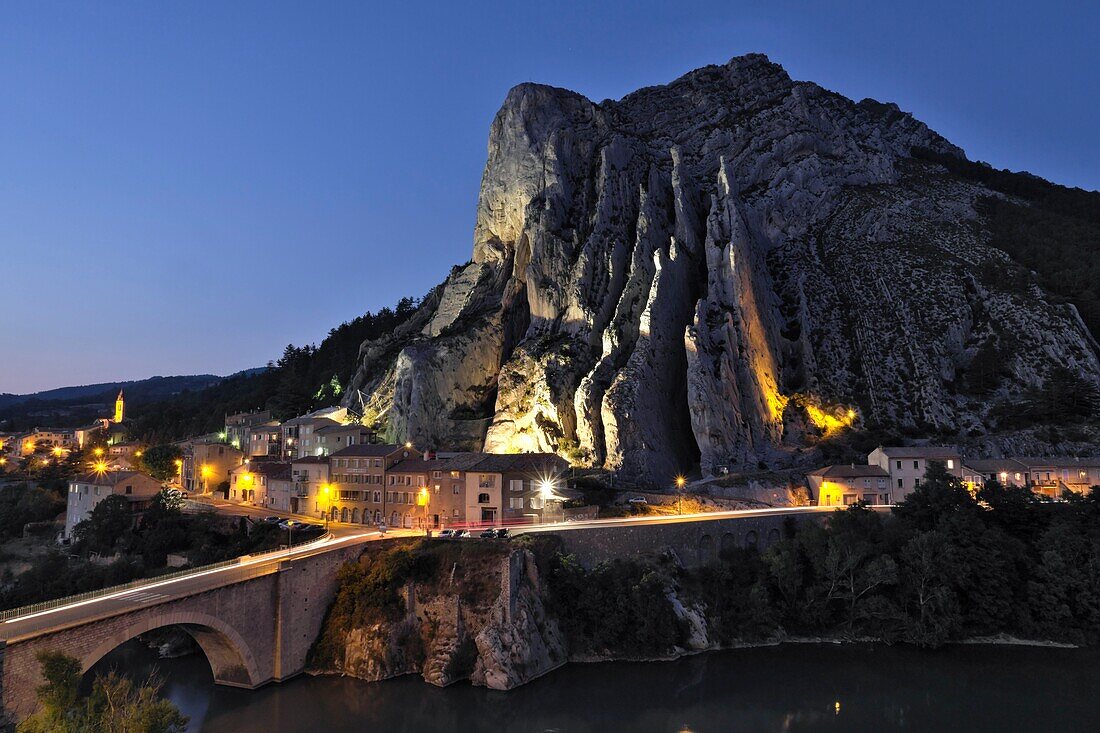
<box><xmin>346</xmin><ymin>53</ymin><xmax>1100</xmax><ymax>483</ymax></box>
<box><xmin>314</xmin><ymin>545</ymin><xmax>565</xmax><ymax>690</ymax></box>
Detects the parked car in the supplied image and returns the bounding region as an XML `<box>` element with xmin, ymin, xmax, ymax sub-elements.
<box><xmin>493</xmin><ymin>527</ymin><xmax>510</xmax><ymax>538</ymax></box>
<box><xmin>277</xmin><ymin>519</ymin><xmax>303</xmax><ymax>531</ymax></box>
<box><xmin>262</xmin><ymin>516</ymin><xmax>282</xmax><ymax>524</ymax></box>
<box><xmin>479</xmin><ymin>528</ymin><xmax>497</xmax><ymax>538</ymax></box>
<box><xmin>456</xmin><ymin>529</ymin><xmax>471</xmax><ymax>538</ymax></box>
<box><xmin>299</xmin><ymin>523</ymin><xmax>324</xmax><ymax>534</ymax></box>
<box><xmin>627</xmin><ymin>496</ymin><xmax>648</xmax><ymax>505</ymax></box>
<box><xmin>438</xmin><ymin>529</ymin><xmax>455</xmax><ymax>538</ymax></box>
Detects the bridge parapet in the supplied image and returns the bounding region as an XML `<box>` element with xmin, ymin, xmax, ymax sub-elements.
<box><xmin>544</xmin><ymin>509</ymin><xmax>839</xmax><ymax>568</ymax></box>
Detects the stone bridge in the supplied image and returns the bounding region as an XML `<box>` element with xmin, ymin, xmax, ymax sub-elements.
<box><xmin>0</xmin><ymin>537</ymin><xmax>365</xmax><ymax>723</ymax></box>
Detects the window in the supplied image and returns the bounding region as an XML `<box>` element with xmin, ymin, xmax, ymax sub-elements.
<box><xmin>373</xmin><ymin>491</ymin><xmax>380</xmax><ymax>503</ymax></box>
<box><xmin>896</xmin><ymin>460</ymin><xmax>901</xmax><ymax>469</ymax></box>
<box><xmin>453</xmin><ymin>485</ymin><xmax>460</xmax><ymax>494</ymax></box>
<box><xmin>478</xmin><ymin>492</ymin><xmax>490</xmax><ymax>504</ymax></box>
<box><xmin>510</xmin><ymin>479</ymin><xmax>523</xmax><ymax>492</ymax></box>
<box><xmin>914</xmin><ymin>478</ymin><xmax>920</xmax><ymax>487</ymax></box>
<box><xmin>452</xmin><ymin>508</ymin><xmax>459</xmax><ymax>517</ymax></box>
<box><xmin>946</xmin><ymin>459</ymin><xmax>955</xmax><ymax>469</ymax></box>
<box><xmin>913</xmin><ymin>460</ymin><xmax>919</xmax><ymax>469</ymax></box>
<box><xmin>897</xmin><ymin>478</ymin><xmax>903</xmax><ymax>489</ymax></box>
<box><xmin>433</xmin><ymin>471</ymin><xmax>441</xmax><ymax>479</ymax></box>
<box><xmin>125</xmin><ymin>486</ymin><xmax>132</xmax><ymax>495</ymax></box>
<box><xmin>509</xmin><ymin>498</ymin><xmax>523</xmax><ymax>509</ymax></box>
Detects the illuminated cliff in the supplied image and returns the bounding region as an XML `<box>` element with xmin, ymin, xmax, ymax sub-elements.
<box><xmin>345</xmin><ymin>54</ymin><xmax>1100</xmax><ymax>483</ymax></box>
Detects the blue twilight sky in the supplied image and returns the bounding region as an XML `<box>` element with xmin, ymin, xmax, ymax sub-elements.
<box><xmin>1</xmin><ymin>1</ymin><xmax>1097</xmax><ymax>394</ymax></box>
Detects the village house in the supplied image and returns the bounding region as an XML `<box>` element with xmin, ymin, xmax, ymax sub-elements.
<box><xmin>224</xmin><ymin>410</ymin><xmax>277</xmax><ymax>453</ymax></box>
<box><xmin>65</xmin><ymin>470</ymin><xmax>162</xmax><ymax>539</ymax></box>
<box><xmin>281</xmin><ymin>407</ymin><xmax>348</xmax><ymax>459</ymax></box>
<box><xmin>106</xmin><ymin>441</ymin><xmax>143</xmax><ymax>470</ymax></box>
<box><xmin>247</xmin><ymin>424</ymin><xmax>285</xmax><ymax>459</ymax></box>
<box><xmin>290</xmin><ymin>455</ymin><xmax>330</xmax><ymax>515</ymax></box>
<box><xmin>228</xmin><ymin>461</ymin><xmax>290</xmax><ymax>505</ymax></box>
<box><xmin>867</xmin><ymin>445</ymin><xmax>964</xmax><ymax>497</ymax></box>
<box><xmin>808</xmin><ymin>464</ymin><xmax>892</xmax><ymax>506</ymax></box>
<box><xmin>180</xmin><ymin>438</ymin><xmax>244</xmax><ymax>495</ymax></box>
<box><xmin>325</xmin><ymin>443</ymin><xmax>422</xmax><ymax>525</ymax></box>
<box><xmin>16</xmin><ymin>428</ymin><xmax>77</xmax><ymax>456</ymax></box>
<box><xmin>313</xmin><ymin>423</ymin><xmax>374</xmax><ymax>457</ymax></box>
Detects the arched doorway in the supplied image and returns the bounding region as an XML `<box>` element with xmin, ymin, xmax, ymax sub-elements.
<box><xmin>698</xmin><ymin>534</ymin><xmax>715</xmax><ymax>565</ymax></box>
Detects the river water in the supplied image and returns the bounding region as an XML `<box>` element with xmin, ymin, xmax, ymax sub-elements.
<box><xmin>93</xmin><ymin>640</ymin><xmax>1100</xmax><ymax>732</ymax></box>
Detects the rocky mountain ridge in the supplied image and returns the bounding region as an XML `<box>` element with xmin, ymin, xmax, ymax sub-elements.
<box><xmin>346</xmin><ymin>54</ymin><xmax>1100</xmax><ymax>484</ymax></box>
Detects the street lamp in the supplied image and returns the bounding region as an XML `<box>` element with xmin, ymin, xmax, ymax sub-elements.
<box><xmin>322</xmin><ymin>484</ymin><xmax>331</xmax><ymax>529</ymax></box>
<box><xmin>418</xmin><ymin>486</ymin><xmax>431</xmax><ymax>533</ymax></box>
<box><xmin>200</xmin><ymin>464</ymin><xmax>212</xmax><ymax>493</ymax></box>
<box><xmin>675</xmin><ymin>475</ymin><xmax>687</xmax><ymax>515</ymax></box>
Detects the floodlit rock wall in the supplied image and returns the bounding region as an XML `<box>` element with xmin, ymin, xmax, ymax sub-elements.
<box><xmin>346</xmin><ymin>54</ymin><xmax>1100</xmax><ymax>483</ymax></box>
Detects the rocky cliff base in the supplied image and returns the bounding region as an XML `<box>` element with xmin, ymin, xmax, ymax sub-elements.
<box><xmin>309</xmin><ymin>481</ymin><xmax>1100</xmax><ymax>690</ymax></box>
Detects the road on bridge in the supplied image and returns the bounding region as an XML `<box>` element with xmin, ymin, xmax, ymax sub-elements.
<box><xmin>0</xmin><ymin>530</ymin><xmax>376</xmax><ymax>642</ymax></box>
<box><xmin>2</xmin><ymin>503</ymin><xmax>849</xmax><ymax>641</ymax></box>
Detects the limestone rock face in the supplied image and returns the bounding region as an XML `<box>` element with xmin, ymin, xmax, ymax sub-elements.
<box><xmin>346</xmin><ymin>53</ymin><xmax>1100</xmax><ymax>482</ymax></box>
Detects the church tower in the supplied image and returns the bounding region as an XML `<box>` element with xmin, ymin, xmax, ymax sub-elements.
<box><xmin>113</xmin><ymin>390</ymin><xmax>125</xmax><ymax>424</ymax></box>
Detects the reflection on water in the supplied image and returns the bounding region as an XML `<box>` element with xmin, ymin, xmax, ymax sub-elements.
<box><xmin>92</xmin><ymin>640</ymin><xmax>1100</xmax><ymax>732</ymax></box>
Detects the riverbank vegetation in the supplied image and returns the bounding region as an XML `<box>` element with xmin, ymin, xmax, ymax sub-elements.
<box><xmin>18</xmin><ymin>651</ymin><xmax>187</xmax><ymax>733</ymax></box>
<box><xmin>548</xmin><ymin>463</ymin><xmax>1100</xmax><ymax>655</ymax></box>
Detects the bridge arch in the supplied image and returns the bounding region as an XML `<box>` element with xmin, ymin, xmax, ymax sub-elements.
<box><xmin>81</xmin><ymin>610</ymin><xmax>263</xmax><ymax>689</ymax></box>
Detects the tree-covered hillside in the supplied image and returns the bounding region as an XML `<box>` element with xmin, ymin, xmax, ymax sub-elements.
<box><xmin>127</xmin><ymin>297</ymin><xmax>419</xmax><ymax>443</ymax></box>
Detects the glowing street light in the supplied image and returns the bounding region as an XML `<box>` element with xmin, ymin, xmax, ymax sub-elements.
<box><xmin>93</xmin><ymin>447</ymin><xmax>104</xmax><ymax>457</ymax></box>
<box><xmin>92</xmin><ymin>460</ymin><xmax>109</xmax><ymax>474</ymax></box>
<box><xmin>675</xmin><ymin>475</ymin><xmax>687</xmax><ymax>515</ymax></box>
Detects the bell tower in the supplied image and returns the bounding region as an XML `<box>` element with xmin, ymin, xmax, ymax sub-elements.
<box><xmin>113</xmin><ymin>390</ymin><xmax>125</xmax><ymax>424</ymax></box>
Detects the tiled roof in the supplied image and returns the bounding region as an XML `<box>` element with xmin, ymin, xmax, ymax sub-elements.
<box><xmin>242</xmin><ymin>461</ymin><xmax>292</xmax><ymax>480</ymax></box>
<box><xmin>808</xmin><ymin>465</ymin><xmax>889</xmax><ymax>478</ymax></box>
<box><xmin>387</xmin><ymin>458</ymin><xmax>460</xmax><ymax>474</ymax></box>
<box><xmin>330</xmin><ymin>444</ymin><xmax>412</xmax><ymax>458</ymax></box>
<box><xmin>1013</xmin><ymin>456</ymin><xmax>1100</xmax><ymax>468</ymax></box>
<box><xmin>71</xmin><ymin>470</ymin><xmax>153</xmax><ymax>485</ymax></box>
<box><xmin>314</xmin><ymin>423</ymin><xmax>370</xmax><ymax>435</ymax></box>
<box><xmin>962</xmin><ymin>458</ymin><xmax>1028</xmax><ymax>473</ymax></box>
<box><xmin>876</xmin><ymin>445</ymin><xmax>960</xmax><ymax>458</ymax></box>
<box><xmin>433</xmin><ymin>452</ymin><xmax>569</xmax><ymax>474</ymax></box>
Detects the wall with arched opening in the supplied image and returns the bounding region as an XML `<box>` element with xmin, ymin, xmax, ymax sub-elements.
<box><xmin>80</xmin><ymin>611</ymin><xmax>262</xmax><ymax>689</ymax></box>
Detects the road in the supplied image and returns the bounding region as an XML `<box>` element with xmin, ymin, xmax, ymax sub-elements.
<box><xmin>513</xmin><ymin>503</ymin><xmax>874</xmax><ymax>534</ymax></box>
<box><xmin>2</xmin><ymin>501</ymin><xmax>850</xmax><ymax>639</ymax></box>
